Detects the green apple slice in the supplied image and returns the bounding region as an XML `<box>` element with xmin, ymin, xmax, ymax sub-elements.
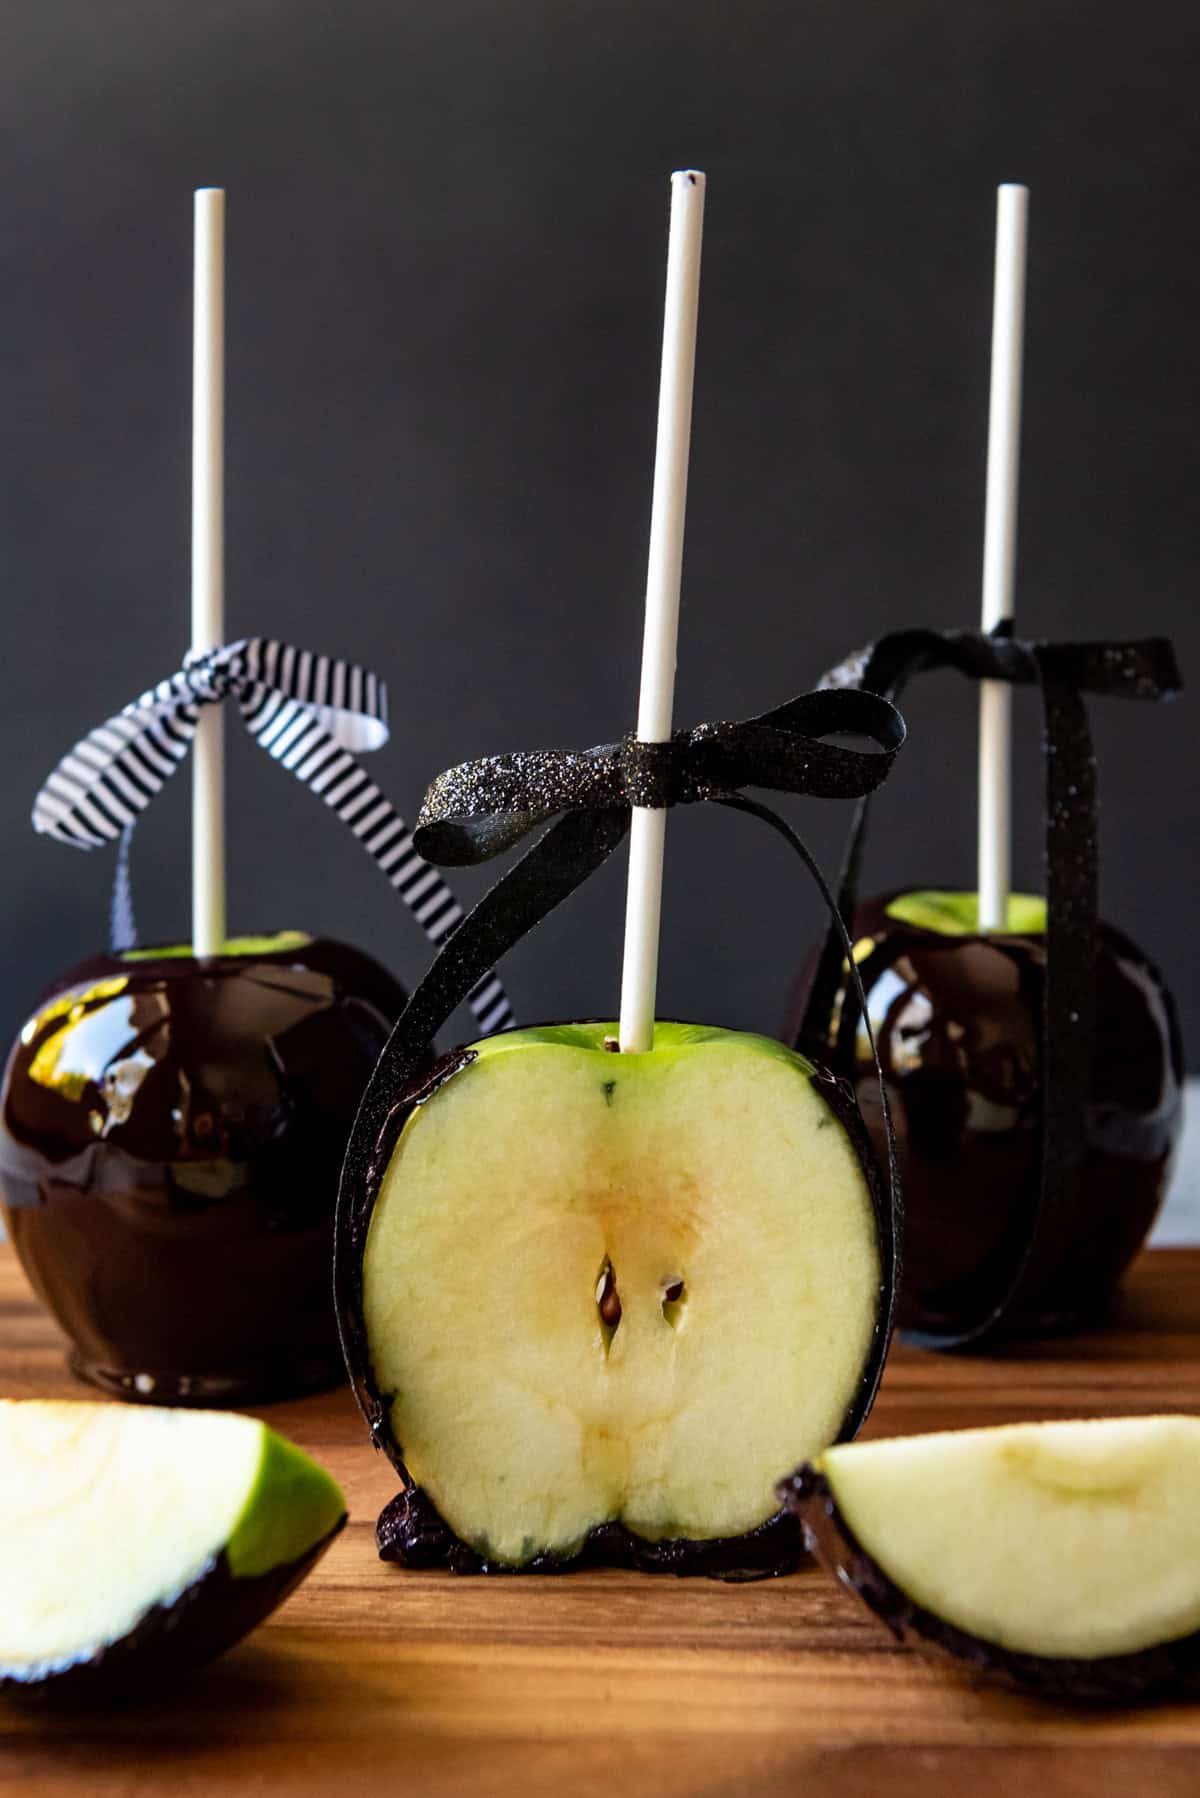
<box><xmin>360</xmin><ymin>1020</ymin><xmax>884</xmax><ymax>1568</ymax></box>
<box><xmin>787</xmin><ymin>1418</ymin><xmax>1200</xmax><ymax>1682</ymax></box>
<box><xmin>0</xmin><ymin>1401</ymin><xmax>345</xmax><ymax>1696</ymax></box>
<box><xmin>883</xmin><ymin>889</ymin><xmax>1047</xmax><ymax>935</ymax></box>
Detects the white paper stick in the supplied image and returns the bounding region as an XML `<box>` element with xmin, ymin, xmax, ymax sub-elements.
<box><xmin>192</xmin><ymin>188</ymin><xmax>226</xmax><ymax>957</ymax></box>
<box><xmin>977</xmin><ymin>183</ymin><xmax>1028</xmax><ymax>931</ymax></box>
<box><xmin>617</xmin><ymin>170</ymin><xmax>706</xmax><ymax>1052</ymax></box>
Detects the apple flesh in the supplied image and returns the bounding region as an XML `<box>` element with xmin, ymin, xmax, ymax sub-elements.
<box><xmin>789</xmin><ymin>889</ymin><xmax>1183</xmax><ymax>1337</ymax></box>
<box><xmin>781</xmin><ymin>1417</ymin><xmax>1200</xmax><ymax>1700</ymax></box>
<box><xmin>0</xmin><ymin>933</ymin><xmax>409</xmax><ymax>1403</ymax></box>
<box><xmin>0</xmin><ymin>1400</ymin><xmax>345</xmax><ymax>1699</ymax></box>
<box><xmin>341</xmin><ymin>1021</ymin><xmax>892</xmax><ymax>1572</ymax></box>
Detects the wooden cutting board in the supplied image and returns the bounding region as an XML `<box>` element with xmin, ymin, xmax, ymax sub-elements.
<box><xmin>3</xmin><ymin>1238</ymin><xmax>1200</xmax><ymax>1797</ymax></box>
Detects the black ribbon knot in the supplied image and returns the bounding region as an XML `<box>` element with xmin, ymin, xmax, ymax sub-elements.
<box><xmin>415</xmin><ymin>687</ymin><xmax>906</xmax><ymax>869</ymax></box>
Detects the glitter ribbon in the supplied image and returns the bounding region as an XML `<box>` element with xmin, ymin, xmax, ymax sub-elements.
<box><xmin>416</xmin><ymin>685</ymin><xmax>907</xmax><ymax>865</ymax></box>
<box><xmin>801</xmin><ymin>628</ymin><xmax>1182</xmax><ymax>1349</ymax></box>
<box><xmin>31</xmin><ymin>637</ymin><xmax>514</xmax><ymax>1036</ymax></box>
<box><xmin>345</xmin><ymin>684</ymin><xmax>905</xmax><ymax>1084</ymax></box>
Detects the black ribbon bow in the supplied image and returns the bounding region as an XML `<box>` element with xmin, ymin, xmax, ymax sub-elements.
<box><xmin>801</xmin><ymin>627</ymin><xmax>1182</xmax><ymax>1349</ymax></box>
<box><xmin>31</xmin><ymin>636</ymin><xmax>513</xmax><ymax>1037</ymax></box>
<box><xmin>345</xmin><ymin>683</ymin><xmax>906</xmax><ymax>1117</ymax></box>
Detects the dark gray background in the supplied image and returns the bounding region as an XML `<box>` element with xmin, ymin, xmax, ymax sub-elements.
<box><xmin>2</xmin><ymin>0</ymin><xmax>1197</xmax><ymax>1055</ymax></box>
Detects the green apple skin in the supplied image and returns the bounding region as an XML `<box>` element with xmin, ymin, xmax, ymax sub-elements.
<box><xmin>883</xmin><ymin>890</ymin><xmax>1048</xmax><ymax>935</ymax></box>
<box><xmin>0</xmin><ymin>1404</ymin><xmax>346</xmax><ymax>1701</ymax></box>
<box><xmin>224</xmin><ymin>1418</ymin><xmax>346</xmax><ymax>1578</ymax></box>
<box><xmin>336</xmin><ymin>1020</ymin><xmax>896</xmax><ymax>1576</ymax></box>
<box><xmin>121</xmin><ymin>930</ymin><xmax>313</xmax><ymax>962</ymax></box>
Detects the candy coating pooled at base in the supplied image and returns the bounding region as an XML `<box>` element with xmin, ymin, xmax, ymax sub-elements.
<box><xmin>340</xmin><ymin>1021</ymin><xmax>893</xmax><ymax>1573</ymax></box>
<box><xmin>790</xmin><ymin>890</ymin><xmax>1182</xmax><ymax>1338</ymax></box>
<box><xmin>781</xmin><ymin>1417</ymin><xmax>1200</xmax><ymax>1700</ymax></box>
<box><xmin>374</xmin><ymin>1481</ymin><xmax>808</xmax><ymax>1579</ymax></box>
<box><xmin>0</xmin><ymin>1400</ymin><xmax>345</xmax><ymax>1700</ymax></box>
<box><xmin>0</xmin><ymin>934</ymin><xmax>410</xmax><ymax>1404</ymax></box>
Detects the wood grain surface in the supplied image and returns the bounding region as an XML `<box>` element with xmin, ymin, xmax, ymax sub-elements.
<box><xmin>3</xmin><ymin>1239</ymin><xmax>1200</xmax><ymax>1797</ymax></box>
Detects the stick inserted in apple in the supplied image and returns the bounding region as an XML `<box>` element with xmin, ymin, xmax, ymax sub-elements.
<box><xmin>337</xmin><ymin>173</ymin><xmax>894</xmax><ymax>1575</ymax></box>
<box><xmin>790</xmin><ymin>186</ymin><xmax>1182</xmax><ymax>1343</ymax></box>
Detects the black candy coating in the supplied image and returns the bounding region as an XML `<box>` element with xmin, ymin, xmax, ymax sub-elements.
<box><xmin>780</xmin><ymin>1465</ymin><xmax>1200</xmax><ymax>1703</ymax></box>
<box><xmin>790</xmin><ymin>896</ymin><xmax>1183</xmax><ymax>1339</ymax></box>
<box><xmin>377</xmin><ymin>1485</ymin><xmax>803</xmax><ymax>1580</ymax></box>
<box><xmin>0</xmin><ymin>938</ymin><xmax>410</xmax><ymax>1404</ymax></box>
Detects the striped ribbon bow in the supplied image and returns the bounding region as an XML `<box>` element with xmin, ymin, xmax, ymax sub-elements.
<box><xmin>32</xmin><ymin>637</ymin><xmax>514</xmax><ymax>1038</ymax></box>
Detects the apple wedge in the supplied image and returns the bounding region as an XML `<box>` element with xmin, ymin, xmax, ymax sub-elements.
<box><xmin>337</xmin><ymin>1020</ymin><xmax>894</xmax><ymax>1574</ymax></box>
<box><xmin>781</xmin><ymin>1417</ymin><xmax>1200</xmax><ymax>1699</ymax></box>
<box><xmin>0</xmin><ymin>1401</ymin><xmax>345</xmax><ymax>1699</ymax></box>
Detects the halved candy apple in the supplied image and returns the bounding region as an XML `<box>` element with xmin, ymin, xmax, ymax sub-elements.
<box><xmin>781</xmin><ymin>1417</ymin><xmax>1200</xmax><ymax>1699</ymax></box>
<box><xmin>0</xmin><ymin>1401</ymin><xmax>345</xmax><ymax>1698</ymax></box>
<box><xmin>336</xmin><ymin>1020</ymin><xmax>895</xmax><ymax>1574</ymax></box>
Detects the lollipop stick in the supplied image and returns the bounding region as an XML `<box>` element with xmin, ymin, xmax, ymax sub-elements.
<box><xmin>977</xmin><ymin>183</ymin><xmax>1028</xmax><ymax>931</ymax></box>
<box><xmin>192</xmin><ymin>188</ymin><xmax>226</xmax><ymax>958</ymax></box>
<box><xmin>618</xmin><ymin>170</ymin><xmax>706</xmax><ymax>1052</ymax></box>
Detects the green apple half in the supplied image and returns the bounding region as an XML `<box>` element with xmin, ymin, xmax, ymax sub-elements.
<box><xmin>342</xmin><ymin>1021</ymin><xmax>893</xmax><ymax>1570</ymax></box>
<box><xmin>782</xmin><ymin>1417</ymin><xmax>1200</xmax><ymax>1699</ymax></box>
<box><xmin>0</xmin><ymin>1401</ymin><xmax>345</xmax><ymax>1698</ymax></box>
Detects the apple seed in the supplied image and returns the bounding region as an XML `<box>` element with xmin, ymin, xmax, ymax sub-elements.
<box><xmin>596</xmin><ymin>1263</ymin><xmax>622</xmax><ymax>1329</ymax></box>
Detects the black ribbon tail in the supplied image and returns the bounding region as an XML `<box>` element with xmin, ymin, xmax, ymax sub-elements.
<box><xmin>716</xmin><ymin>791</ymin><xmax>901</xmax><ymax>1406</ymax></box>
<box><xmin>797</xmin><ymin>644</ymin><xmax>934</xmax><ymax>1064</ymax></box>
<box><xmin>903</xmin><ymin>666</ymin><xmax>1099</xmax><ymax>1349</ymax></box>
<box><xmin>799</xmin><ymin>787</ymin><xmax>874</xmax><ymax>1063</ymax></box>
<box><xmin>798</xmin><ymin>634</ymin><xmax>952</xmax><ymax>1061</ymax></box>
<box><xmin>350</xmin><ymin>807</ymin><xmax>631</xmax><ymax>1170</ymax></box>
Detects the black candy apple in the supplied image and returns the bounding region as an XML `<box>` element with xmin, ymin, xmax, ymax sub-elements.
<box><xmin>336</xmin><ymin>1020</ymin><xmax>896</xmax><ymax>1577</ymax></box>
<box><xmin>789</xmin><ymin>889</ymin><xmax>1183</xmax><ymax>1338</ymax></box>
<box><xmin>0</xmin><ymin>933</ymin><xmax>410</xmax><ymax>1404</ymax></box>
<box><xmin>0</xmin><ymin>1399</ymin><xmax>344</xmax><ymax>1700</ymax></box>
<box><xmin>780</xmin><ymin>1417</ymin><xmax>1200</xmax><ymax>1701</ymax></box>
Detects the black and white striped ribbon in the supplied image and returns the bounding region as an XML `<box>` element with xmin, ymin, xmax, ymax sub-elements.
<box><xmin>32</xmin><ymin>637</ymin><xmax>514</xmax><ymax>1037</ymax></box>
